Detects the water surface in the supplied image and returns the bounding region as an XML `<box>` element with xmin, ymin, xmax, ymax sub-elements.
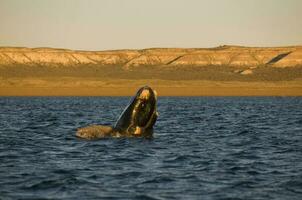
<box><xmin>0</xmin><ymin>97</ymin><xmax>301</xmax><ymax>199</ymax></box>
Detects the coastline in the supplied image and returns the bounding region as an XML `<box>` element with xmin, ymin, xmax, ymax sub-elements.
<box><xmin>1</xmin><ymin>79</ymin><xmax>301</xmax><ymax>96</ymax></box>
<box><xmin>1</xmin><ymin>46</ymin><xmax>302</xmax><ymax>96</ymax></box>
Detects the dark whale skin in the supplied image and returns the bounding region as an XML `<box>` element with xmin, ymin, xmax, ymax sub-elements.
<box><xmin>76</xmin><ymin>86</ymin><xmax>158</xmax><ymax>139</ymax></box>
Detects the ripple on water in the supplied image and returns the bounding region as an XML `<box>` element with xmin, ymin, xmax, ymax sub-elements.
<box><xmin>0</xmin><ymin>97</ymin><xmax>302</xmax><ymax>200</ymax></box>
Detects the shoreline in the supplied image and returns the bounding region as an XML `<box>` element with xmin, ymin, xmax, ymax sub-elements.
<box><xmin>1</xmin><ymin>79</ymin><xmax>301</xmax><ymax>96</ymax></box>
<box><xmin>1</xmin><ymin>45</ymin><xmax>302</xmax><ymax>96</ymax></box>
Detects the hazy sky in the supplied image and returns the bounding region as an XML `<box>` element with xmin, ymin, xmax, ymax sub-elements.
<box><xmin>1</xmin><ymin>0</ymin><xmax>302</xmax><ymax>50</ymax></box>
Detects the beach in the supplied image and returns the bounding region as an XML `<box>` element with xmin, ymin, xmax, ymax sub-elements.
<box><xmin>1</xmin><ymin>78</ymin><xmax>301</xmax><ymax>96</ymax></box>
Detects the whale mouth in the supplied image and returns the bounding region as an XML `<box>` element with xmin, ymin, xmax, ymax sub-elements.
<box><xmin>133</xmin><ymin>87</ymin><xmax>157</xmax><ymax>127</ymax></box>
<box><xmin>114</xmin><ymin>86</ymin><xmax>158</xmax><ymax>135</ymax></box>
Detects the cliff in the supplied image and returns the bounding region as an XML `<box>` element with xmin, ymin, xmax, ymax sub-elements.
<box><xmin>1</xmin><ymin>45</ymin><xmax>302</xmax><ymax>69</ymax></box>
<box><xmin>1</xmin><ymin>45</ymin><xmax>302</xmax><ymax>96</ymax></box>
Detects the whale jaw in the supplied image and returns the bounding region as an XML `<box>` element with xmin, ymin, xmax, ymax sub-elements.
<box><xmin>76</xmin><ymin>86</ymin><xmax>158</xmax><ymax>139</ymax></box>
<box><xmin>114</xmin><ymin>86</ymin><xmax>158</xmax><ymax>137</ymax></box>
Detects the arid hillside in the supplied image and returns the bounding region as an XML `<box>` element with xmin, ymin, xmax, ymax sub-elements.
<box><xmin>1</xmin><ymin>45</ymin><xmax>302</xmax><ymax>69</ymax></box>
<box><xmin>0</xmin><ymin>46</ymin><xmax>302</xmax><ymax>96</ymax></box>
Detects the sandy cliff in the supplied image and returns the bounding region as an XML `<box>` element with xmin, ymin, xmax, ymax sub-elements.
<box><xmin>1</xmin><ymin>45</ymin><xmax>302</xmax><ymax>68</ymax></box>
<box><xmin>0</xmin><ymin>46</ymin><xmax>302</xmax><ymax>96</ymax></box>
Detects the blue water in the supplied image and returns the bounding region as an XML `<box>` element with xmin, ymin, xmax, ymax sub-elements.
<box><xmin>0</xmin><ymin>97</ymin><xmax>302</xmax><ymax>200</ymax></box>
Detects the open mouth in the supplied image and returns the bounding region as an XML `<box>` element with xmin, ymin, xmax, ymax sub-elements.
<box><xmin>134</xmin><ymin>99</ymin><xmax>155</xmax><ymax>127</ymax></box>
<box><xmin>132</xmin><ymin>88</ymin><xmax>157</xmax><ymax>127</ymax></box>
<box><xmin>114</xmin><ymin>86</ymin><xmax>158</xmax><ymax>135</ymax></box>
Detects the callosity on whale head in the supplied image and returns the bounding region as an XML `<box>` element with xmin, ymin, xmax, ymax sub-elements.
<box><xmin>114</xmin><ymin>86</ymin><xmax>158</xmax><ymax>137</ymax></box>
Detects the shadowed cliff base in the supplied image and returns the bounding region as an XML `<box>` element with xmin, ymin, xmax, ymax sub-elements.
<box><xmin>0</xmin><ymin>46</ymin><xmax>302</xmax><ymax>96</ymax></box>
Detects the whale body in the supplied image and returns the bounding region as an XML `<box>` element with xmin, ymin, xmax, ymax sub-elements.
<box><xmin>76</xmin><ymin>86</ymin><xmax>158</xmax><ymax>139</ymax></box>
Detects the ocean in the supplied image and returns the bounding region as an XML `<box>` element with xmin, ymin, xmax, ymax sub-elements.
<box><xmin>0</xmin><ymin>97</ymin><xmax>301</xmax><ymax>200</ymax></box>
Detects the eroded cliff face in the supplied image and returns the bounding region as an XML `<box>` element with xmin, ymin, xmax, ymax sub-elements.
<box><xmin>0</xmin><ymin>45</ymin><xmax>302</xmax><ymax>69</ymax></box>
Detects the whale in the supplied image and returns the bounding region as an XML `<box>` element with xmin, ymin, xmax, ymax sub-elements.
<box><xmin>76</xmin><ymin>86</ymin><xmax>158</xmax><ymax>139</ymax></box>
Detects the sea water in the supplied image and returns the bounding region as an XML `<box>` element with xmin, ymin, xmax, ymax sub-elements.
<box><xmin>0</xmin><ymin>97</ymin><xmax>301</xmax><ymax>200</ymax></box>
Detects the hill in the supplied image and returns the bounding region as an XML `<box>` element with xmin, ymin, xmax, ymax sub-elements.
<box><xmin>0</xmin><ymin>46</ymin><xmax>301</xmax><ymax>96</ymax></box>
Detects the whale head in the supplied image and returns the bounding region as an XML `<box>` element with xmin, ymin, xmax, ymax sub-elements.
<box><xmin>114</xmin><ymin>86</ymin><xmax>158</xmax><ymax>137</ymax></box>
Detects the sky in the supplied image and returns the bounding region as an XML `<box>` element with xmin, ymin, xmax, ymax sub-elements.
<box><xmin>0</xmin><ymin>0</ymin><xmax>302</xmax><ymax>50</ymax></box>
